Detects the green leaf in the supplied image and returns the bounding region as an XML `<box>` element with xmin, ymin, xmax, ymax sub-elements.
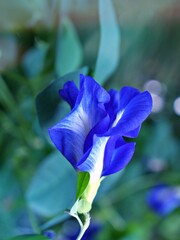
<box><xmin>94</xmin><ymin>0</ymin><xmax>120</xmax><ymax>84</ymax></box>
<box><xmin>41</xmin><ymin>214</ymin><xmax>69</xmax><ymax>231</ymax></box>
<box><xmin>36</xmin><ymin>67</ymin><xmax>88</xmax><ymax>135</ymax></box>
<box><xmin>76</xmin><ymin>172</ymin><xmax>90</xmax><ymax>200</ymax></box>
<box><xmin>56</xmin><ymin>18</ymin><xmax>83</xmax><ymax>77</ymax></box>
<box><xmin>21</xmin><ymin>42</ymin><xmax>48</xmax><ymax>78</ymax></box>
<box><xmin>26</xmin><ymin>152</ymin><xmax>77</xmax><ymax>216</ymax></box>
<box><xmin>9</xmin><ymin>235</ymin><xmax>48</xmax><ymax>240</ymax></box>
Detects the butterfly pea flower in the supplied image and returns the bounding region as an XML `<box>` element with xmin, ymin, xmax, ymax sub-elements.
<box><xmin>147</xmin><ymin>184</ymin><xmax>180</xmax><ymax>216</ymax></box>
<box><xmin>49</xmin><ymin>74</ymin><xmax>152</xmax><ymax>213</ymax></box>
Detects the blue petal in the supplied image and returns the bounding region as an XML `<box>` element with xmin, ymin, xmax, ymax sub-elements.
<box><xmin>48</xmin><ymin>111</ymin><xmax>87</xmax><ymax>168</ymax></box>
<box><xmin>102</xmin><ymin>136</ymin><xmax>135</xmax><ymax>176</ymax></box>
<box><xmin>107</xmin><ymin>90</ymin><xmax>152</xmax><ymax>136</ymax></box>
<box><xmin>147</xmin><ymin>184</ymin><xmax>180</xmax><ymax>216</ymax></box>
<box><xmin>78</xmin><ymin>74</ymin><xmax>110</xmax><ymax>112</ymax></box>
<box><xmin>49</xmin><ymin>75</ymin><xmax>110</xmax><ymax>168</ymax></box>
<box><xmin>105</xmin><ymin>89</ymin><xmax>120</xmax><ymax>125</ymax></box>
<box><xmin>105</xmin><ymin>87</ymin><xmax>146</xmax><ymax>137</ymax></box>
<box><xmin>77</xmin><ymin>136</ymin><xmax>109</xmax><ymax>180</ymax></box>
<box><xmin>78</xmin><ymin>135</ymin><xmax>135</xmax><ymax>179</ymax></box>
<box><xmin>84</xmin><ymin>114</ymin><xmax>110</xmax><ymax>153</ymax></box>
<box><xmin>125</xmin><ymin>125</ymin><xmax>141</xmax><ymax>138</ymax></box>
<box><xmin>102</xmin><ymin>135</ymin><xmax>122</xmax><ymax>171</ymax></box>
<box><xmin>59</xmin><ymin>80</ymin><xmax>79</xmax><ymax>109</ymax></box>
<box><xmin>119</xmin><ymin>86</ymin><xmax>140</xmax><ymax>109</ymax></box>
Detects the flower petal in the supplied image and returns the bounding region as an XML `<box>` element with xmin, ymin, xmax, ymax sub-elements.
<box><xmin>48</xmin><ymin>109</ymin><xmax>88</xmax><ymax>168</ymax></box>
<box><xmin>49</xmin><ymin>75</ymin><xmax>110</xmax><ymax>168</ymax></box>
<box><xmin>77</xmin><ymin>136</ymin><xmax>109</xmax><ymax>181</ymax></box>
<box><xmin>119</xmin><ymin>86</ymin><xmax>140</xmax><ymax>109</ymax></box>
<box><xmin>78</xmin><ymin>135</ymin><xmax>135</xmax><ymax>179</ymax></box>
<box><xmin>105</xmin><ymin>89</ymin><xmax>120</xmax><ymax>124</ymax></box>
<box><xmin>125</xmin><ymin>125</ymin><xmax>141</xmax><ymax>138</ymax></box>
<box><xmin>102</xmin><ymin>135</ymin><xmax>123</xmax><ymax>171</ymax></box>
<box><xmin>84</xmin><ymin>114</ymin><xmax>110</xmax><ymax>153</ymax></box>
<box><xmin>59</xmin><ymin>80</ymin><xmax>79</xmax><ymax>109</ymax></box>
<box><xmin>107</xmin><ymin>90</ymin><xmax>152</xmax><ymax>136</ymax></box>
<box><xmin>102</xmin><ymin>136</ymin><xmax>135</xmax><ymax>176</ymax></box>
<box><xmin>78</xmin><ymin>74</ymin><xmax>110</xmax><ymax>114</ymax></box>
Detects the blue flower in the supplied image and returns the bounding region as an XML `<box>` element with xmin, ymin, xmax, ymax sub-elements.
<box><xmin>44</xmin><ymin>230</ymin><xmax>56</xmax><ymax>239</ymax></box>
<box><xmin>147</xmin><ymin>184</ymin><xmax>180</xmax><ymax>216</ymax></box>
<box><xmin>49</xmin><ymin>74</ymin><xmax>152</xmax><ymax>213</ymax></box>
<box><xmin>49</xmin><ymin>74</ymin><xmax>152</xmax><ymax>179</ymax></box>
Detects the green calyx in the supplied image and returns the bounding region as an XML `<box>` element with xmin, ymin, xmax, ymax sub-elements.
<box><xmin>71</xmin><ymin>172</ymin><xmax>102</xmax><ymax>214</ymax></box>
<box><xmin>77</xmin><ymin>178</ymin><xmax>101</xmax><ymax>213</ymax></box>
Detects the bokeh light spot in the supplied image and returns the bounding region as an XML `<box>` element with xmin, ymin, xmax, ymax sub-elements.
<box><xmin>144</xmin><ymin>80</ymin><xmax>163</xmax><ymax>95</ymax></box>
<box><xmin>173</xmin><ymin>97</ymin><xmax>180</xmax><ymax>116</ymax></box>
<box><xmin>151</xmin><ymin>93</ymin><xmax>164</xmax><ymax>113</ymax></box>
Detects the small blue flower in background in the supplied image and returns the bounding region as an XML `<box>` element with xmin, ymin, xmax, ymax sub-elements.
<box><xmin>49</xmin><ymin>74</ymin><xmax>152</xmax><ymax>213</ymax></box>
<box><xmin>44</xmin><ymin>230</ymin><xmax>56</xmax><ymax>239</ymax></box>
<box><xmin>147</xmin><ymin>184</ymin><xmax>180</xmax><ymax>216</ymax></box>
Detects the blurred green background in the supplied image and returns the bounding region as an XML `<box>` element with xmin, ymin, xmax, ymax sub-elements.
<box><xmin>0</xmin><ymin>0</ymin><xmax>180</xmax><ymax>239</ymax></box>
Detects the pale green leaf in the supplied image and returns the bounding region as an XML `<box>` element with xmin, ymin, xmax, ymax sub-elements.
<box><xmin>56</xmin><ymin>18</ymin><xmax>83</xmax><ymax>77</ymax></box>
<box><xmin>26</xmin><ymin>152</ymin><xmax>76</xmax><ymax>216</ymax></box>
<box><xmin>94</xmin><ymin>0</ymin><xmax>120</xmax><ymax>84</ymax></box>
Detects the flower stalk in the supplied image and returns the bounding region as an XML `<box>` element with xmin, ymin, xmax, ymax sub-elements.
<box><xmin>76</xmin><ymin>213</ymin><xmax>90</xmax><ymax>240</ymax></box>
<box><xmin>67</xmin><ymin>208</ymin><xmax>90</xmax><ymax>240</ymax></box>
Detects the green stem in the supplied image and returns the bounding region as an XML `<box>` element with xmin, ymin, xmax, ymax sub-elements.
<box><xmin>76</xmin><ymin>213</ymin><xmax>90</xmax><ymax>240</ymax></box>
<box><xmin>67</xmin><ymin>209</ymin><xmax>90</xmax><ymax>240</ymax></box>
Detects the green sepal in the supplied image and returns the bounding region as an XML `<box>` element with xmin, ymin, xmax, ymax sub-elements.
<box><xmin>76</xmin><ymin>172</ymin><xmax>90</xmax><ymax>200</ymax></box>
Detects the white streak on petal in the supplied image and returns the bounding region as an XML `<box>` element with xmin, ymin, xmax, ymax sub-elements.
<box><xmin>112</xmin><ymin>110</ymin><xmax>124</xmax><ymax>127</ymax></box>
<box><xmin>58</xmin><ymin>105</ymin><xmax>92</xmax><ymax>161</ymax></box>
<box><xmin>81</xmin><ymin>136</ymin><xmax>109</xmax><ymax>182</ymax></box>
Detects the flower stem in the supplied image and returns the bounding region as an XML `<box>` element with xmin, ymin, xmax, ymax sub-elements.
<box><xmin>76</xmin><ymin>213</ymin><xmax>90</xmax><ymax>240</ymax></box>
